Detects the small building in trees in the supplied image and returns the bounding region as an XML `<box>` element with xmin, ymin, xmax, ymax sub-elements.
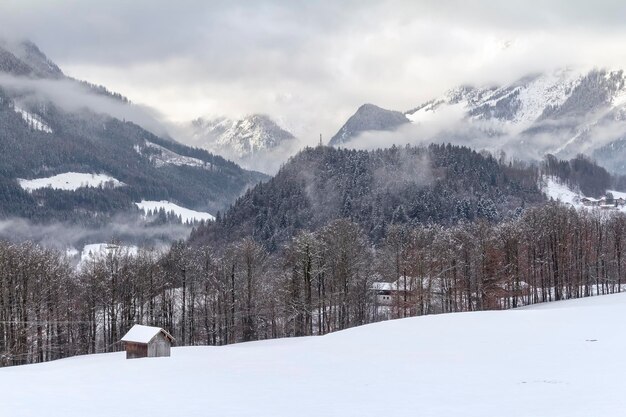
<box><xmin>372</xmin><ymin>281</ymin><xmax>394</xmax><ymax>305</ymax></box>
<box><xmin>581</xmin><ymin>197</ymin><xmax>601</xmax><ymax>207</ymax></box>
<box><xmin>372</xmin><ymin>276</ymin><xmax>419</xmax><ymax>306</ymax></box>
<box><xmin>121</xmin><ymin>325</ymin><xmax>175</xmax><ymax>359</ymax></box>
<box><xmin>580</xmin><ymin>196</ymin><xmax>626</xmax><ymax>209</ymax></box>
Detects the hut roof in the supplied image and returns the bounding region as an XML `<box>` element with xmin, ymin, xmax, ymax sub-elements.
<box><xmin>121</xmin><ymin>324</ymin><xmax>175</xmax><ymax>344</ymax></box>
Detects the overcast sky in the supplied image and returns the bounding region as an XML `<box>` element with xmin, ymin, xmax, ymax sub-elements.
<box><xmin>2</xmin><ymin>0</ymin><xmax>626</xmax><ymax>141</ymax></box>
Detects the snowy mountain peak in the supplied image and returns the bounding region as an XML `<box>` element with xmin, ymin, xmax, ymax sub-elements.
<box><xmin>189</xmin><ymin>113</ymin><xmax>296</xmax><ymax>162</ymax></box>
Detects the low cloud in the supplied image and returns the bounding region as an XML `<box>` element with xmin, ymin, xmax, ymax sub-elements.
<box><xmin>0</xmin><ymin>73</ymin><xmax>171</xmax><ymax>137</ymax></box>
<box><xmin>0</xmin><ymin>214</ymin><xmax>193</xmax><ymax>252</ymax></box>
<box><xmin>373</xmin><ymin>150</ymin><xmax>433</xmax><ymax>192</ymax></box>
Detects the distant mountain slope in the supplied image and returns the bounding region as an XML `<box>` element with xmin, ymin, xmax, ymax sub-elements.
<box><xmin>0</xmin><ymin>40</ymin><xmax>267</xmax><ymax>230</ymax></box>
<box><xmin>593</xmin><ymin>138</ymin><xmax>626</xmax><ymax>174</ymax></box>
<box><xmin>329</xmin><ymin>103</ymin><xmax>410</xmax><ymax>146</ymax></box>
<box><xmin>190</xmin><ymin>144</ymin><xmax>544</xmax><ymax>250</ymax></box>
<box><xmin>332</xmin><ymin>69</ymin><xmax>626</xmax><ymax>174</ymax></box>
<box><xmin>406</xmin><ymin>70</ymin><xmax>585</xmax><ymax>132</ymax></box>
<box><xmin>191</xmin><ymin>114</ymin><xmax>295</xmax><ymax>158</ymax></box>
<box><xmin>186</xmin><ymin>114</ymin><xmax>297</xmax><ymax>173</ymax></box>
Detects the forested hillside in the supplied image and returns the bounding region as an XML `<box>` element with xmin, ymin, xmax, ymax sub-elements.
<box><xmin>190</xmin><ymin>144</ymin><xmax>544</xmax><ymax>250</ymax></box>
<box><xmin>0</xmin><ymin>99</ymin><xmax>265</xmax><ymax>221</ymax></box>
<box><xmin>542</xmin><ymin>153</ymin><xmax>613</xmax><ymax>197</ymax></box>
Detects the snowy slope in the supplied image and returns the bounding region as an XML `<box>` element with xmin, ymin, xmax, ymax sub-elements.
<box><xmin>136</xmin><ymin>200</ymin><xmax>215</xmax><ymax>223</ymax></box>
<box><xmin>541</xmin><ymin>176</ymin><xmax>583</xmax><ymax>206</ymax></box>
<box><xmin>77</xmin><ymin>243</ymin><xmax>139</xmax><ymax>270</ymax></box>
<box><xmin>3</xmin><ymin>293</ymin><xmax>626</xmax><ymax>417</ymax></box>
<box><xmin>541</xmin><ymin>176</ymin><xmax>626</xmax><ymax>212</ymax></box>
<box><xmin>13</xmin><ymin>104</ymin><xmax>53</xmax><ymax>133</ymax></box>
<box><xmin>18</xmin><ymin>172</ymin><xmax>124</xmax><ymax>191</ymax></box>
<box><xmin>80</xmin><ymin>243</ymin><xmax>138</xmax><ymax>264</ymax></box>
<box><xmin>405</xmin><ymin>69</ymin><xmax>622</xmax><ymax>135</ymax></box>
<box><xmin>184</xmin><ymin>114</ymin><xmax>300</xmax><ymax>173</ymax></box>
<box><xmin>407</xmin><ymin>70</ymin><xmax>581</xmax><ymax>132</ymax></box>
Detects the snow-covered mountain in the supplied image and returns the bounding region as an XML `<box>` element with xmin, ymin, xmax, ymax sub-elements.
<box><xmin>3</xmin><ymin>292</ymin><xmax>626</xmax><ymax>417</ymax></box>
<box><xmin>187</xmin><ymin>114</ymin><xmax>297</xmax><ymax>172</ymax></box>
<box><xmin>406</xmin><ymin>69</ymin><xmax>585</xmax><ymax>133</ymax></box>
<box><xmin>329</xmin><ymin>103</ymin><xmax>410</xmax><ymax>146</ymax></box>
<box><xmin>332</xmin><ymin>69</ymin><xmax>626</xmax><ymax>174</ymax></box>
<box><xmin>410</xmin><ymin>69</ymin><xmax>626</xmax><ymax>158</ymax></box>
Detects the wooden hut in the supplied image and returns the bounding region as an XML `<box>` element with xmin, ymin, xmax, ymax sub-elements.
<box><xmin>121</xmin><ymin>324</ymin><xmax>175</xmax><ymax>359</ymax></box>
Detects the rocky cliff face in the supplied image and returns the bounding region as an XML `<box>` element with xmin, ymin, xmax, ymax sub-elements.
<box><xmin>329</xmin><ymin>103</ymin><xmax>410</xmax><ymax>146</ymax></box>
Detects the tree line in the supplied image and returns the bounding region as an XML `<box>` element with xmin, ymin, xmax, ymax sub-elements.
<box><xmin>2</xmin><ymin>202</ymin><xmax>626</xmax><ymax>366</ymax></box>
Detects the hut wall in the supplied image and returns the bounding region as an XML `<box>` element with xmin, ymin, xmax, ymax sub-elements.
<box><xmin>147</xmin><ymin>333</ymin><xmax>171</xmax><ymax>357</ymax></box>
<box><xmin>125</xmin><ymin>342</ymin><xmax>148</xmax><ymax>359</ymax></box>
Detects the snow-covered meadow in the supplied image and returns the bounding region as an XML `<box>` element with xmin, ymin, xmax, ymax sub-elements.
<box><xmin>18</xmin><ymin>172</ymin><xmax>124</xmax><ymax>192</ymax></box>
<box><xmin>136</xmin><ymin>200</ymin><xmax>215</xmax><ymax>223</ymax></box>
<box><xmin>2</xmin><ymin>293</ymin><xmax>626</xmax><ymax>417</ymax></box>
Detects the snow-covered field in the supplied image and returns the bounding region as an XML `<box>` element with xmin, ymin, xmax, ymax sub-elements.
<box><xmin>18</xmin><ymin>172</ymin><xmax>123</xmax><ymax>191</ymax></box>
<box><xmin>136</xmin><ymin>200</ymin><xmax>215</xmax><ymax>223</ymax></box>
<box><xmin>3</xmin><ymin>293</ymin><xmax>626</xmax><ymax>417</ymax></box>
